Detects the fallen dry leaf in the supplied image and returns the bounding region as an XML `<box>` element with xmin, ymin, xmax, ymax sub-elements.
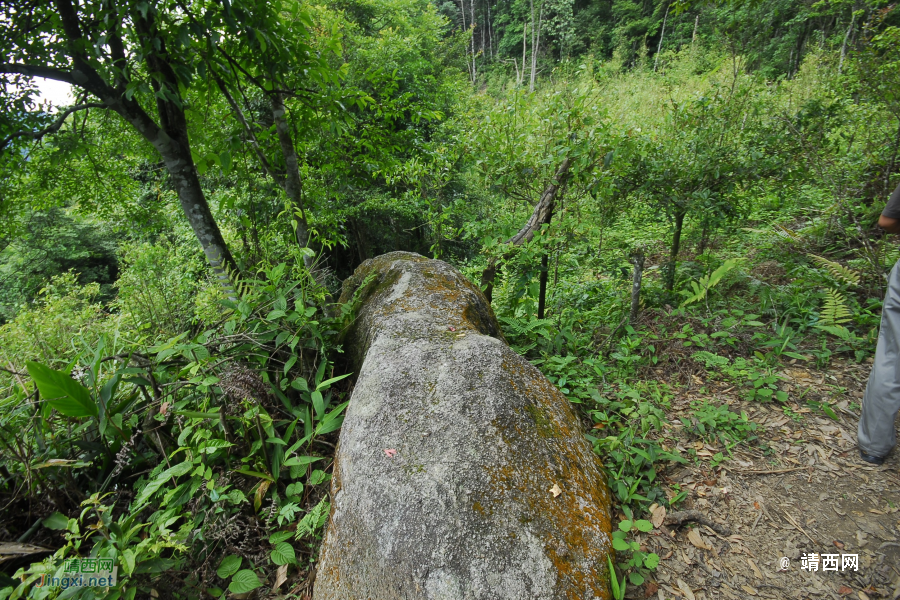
<box><xmin>837</xmin><ymin>586</ymin><xmax>853</xmax><ymax>596</ymax></box>
<box><xmin>687</xmin><ymin>529</ymin><xmax>712</xmax><ymax>551</ymax></box>
<box><xmin>274</xmin><ymin>564</ymin><xmax>288</xmax><ymax>590</ymax></box>
<box><xmin>747</xmin><ymin>558</ymin><xmax>763</xmax><ymax>579</ymax></box>
<box><xmin>857</xmin><ymin>592</ymin><xmax>870</xmax><ymax>600</ymax></box>
<box><xmin>549</xmin><ymin>483</ymin><xmax>561</xmax><ymax>497</ymax></box>
<box><xmin>643</xmin><ymin>581</ymin><xmax>658</xmax><ymax>598</ymax></box>
<box><xmin>676</xmin><ymin>578</ymin><xmax>696</xmax><ymax>600</ymax></box>
<box><xmin>651</xmin><ymin>505</ymin><xmax>666</xmax><ymax>528</ymax></box>
<box><xmin>741</xmin><ymin>584</ymin><xmax>758</xmax><ymax>596</ymax></box>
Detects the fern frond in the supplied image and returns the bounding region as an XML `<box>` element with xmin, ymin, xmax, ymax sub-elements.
<box><xmin>807</xmin><ymin>254</ymin><xmax>860</xmax><ymax>286</ymax></box>
<box><xmin>772</xmin><ymin>223</ymin><xmax>801</xmax><ymax>242</ymax></box>
<box><xmin>499</xmin><ymin>316</ymin><xmax>552</xmax><ymax>336</ymax></box>
<box><xmin>680</xmin><ymin>258</ymin><xmax>743</xmax><ymax>307</ymax></box>
<box><xmin>819</xmin><ymin>289</ymin><xmax>852</xmax><ymax>326</ymax></box>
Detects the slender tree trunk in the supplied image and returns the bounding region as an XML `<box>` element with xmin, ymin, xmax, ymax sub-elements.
<box><xmin>530</xmin><ymin>0</ymin><xmax>543</xmax><ymax>93</ymax></box>
<box><xmin>460</xmin><ymin>0</ymin><xmax>471</xmax><ymax>83</ymax></box>
<box><xmin>272</xmin><ymin>92</ymin><xmax>314</xmax><ymax>269</ymax></box>
<box><xmin>470</xmin><ymin>0</ymin><xmax>477</xmax><ymax>83</ymax></box>
<box><xmin>655</xmin><ymin>4</ymin><xmax>669</xmax><ymax>72</ymax></box>
<box><xmin>537</xmin><ymin>253</ymin><xmax>549</xmax><ymax>319</ymax></box>
<box><xmin>487</xmin><ymin>1</ymin><xmax>494</xmax><ymax>60</ymax></box>
<box><xmin>838</xmin><ymin>11</ymin><xmax>856</xmax><ymax>74</ymax></box>
<box><xmin>665</xmin><ymin>208</ymin><xmax>686</xmax><ymax>291</ymax></box>
<box><xmin>481</xmin><ymin>158</ymin><xmax>571</xmax><ymax>301</ymax></box>
<box><xmin>522</xmin><ymin>21</ymin><xmax>528</xmax><ymax>87</ymax></box>
<box><xmin>629</xmin><ymin>247</ymin><xmax>645</xmax><ymax>324</ymax></box>
<box><xmin>692</xmin><ymin>15</ymin><xmax>699</xmax><ymax>49</ymax></box>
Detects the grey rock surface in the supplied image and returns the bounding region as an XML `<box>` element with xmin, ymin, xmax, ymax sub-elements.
<box><xmin>314</xmin><ymin>252</ymin><xmax>612</xmax><ymax>600</ymax></box>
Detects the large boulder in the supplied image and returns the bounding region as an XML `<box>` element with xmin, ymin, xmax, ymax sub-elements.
<box><xmin>314</xmin><ymin>252</ymin><xmax>612</xmax><ymax>600</ymax></box>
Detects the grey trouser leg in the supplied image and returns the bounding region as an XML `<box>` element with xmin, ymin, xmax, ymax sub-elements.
<box><xmin>859</xmin><ymin>260</ymin><xmax>900</xmax><ymax>458</ymax></box>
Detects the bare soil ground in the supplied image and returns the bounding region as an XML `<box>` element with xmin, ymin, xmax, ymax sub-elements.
<box><xmin>631</xmin><ymin>360</ymin><xmax>900</xmax><ymax>600</ymax></box>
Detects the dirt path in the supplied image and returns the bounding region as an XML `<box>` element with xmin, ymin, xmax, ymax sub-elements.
<box><xmin>631</xmin><ymin>360</ymin><xmax>900</xmax><ymax>600</ymax></box>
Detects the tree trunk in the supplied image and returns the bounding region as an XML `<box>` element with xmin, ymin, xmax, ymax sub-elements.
<box><xmin>522</xmin><ymin>20</ymin><xmax>528</xmax><ymax>87</ymax></box>
<box><xmin>654</xmin><ymin>4</ymin><xmax>670</xmax><ymax>72</ymax></box>
<box><xmin>537</xmin><ymin>252</ymin><xmax>549</xmax><ymax>319</ymax></box>
<box><xmin>44</xmin><ymin>1</ymin><xmax>240</xmax><ymax>295</ymax></box>
<box><xmin>629</xmin><ymin>247</ymin><xmax>645</xmax><ymax>324</ymax></box>
<box><xmin>838</xmin><ymin>12</ymin><xmax>855</xmax><ymax>74</ymax></box>
<box><xmin>480</xmin><ymin>158</ymin><xmax>571</xmax><ymax>302</ymax></box>
<box><xmin>665</xmin><ymin>208</ymin><xmax>686</xmax><ymax>291</ymax></box>
<box><xmin>315</xmin><ymin>252</ymin><xmax>613</xmax><ymax>600</ymax></box>
<box><xmin>272</xmin><ymin>93</ymin><xmax>314</xmax><ymax>269</ymax></box>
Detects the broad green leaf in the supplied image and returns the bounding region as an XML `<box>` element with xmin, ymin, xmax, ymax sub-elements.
<box><xmin>43</xmin><ymin>512</ymin><xmax>69</xmax><ymax>530</ymax></box>
<box><xmin>270</xmin><ymin>542</ymin><xmax>295</xmax><ymax>565</ymax></box>
<box><xmin>612</xmin><ymin>537</ymin><xmax>630</xmax><ymax>551</ymax></box>
<box><xmin>228</xmin><ymin>570</ymin><xmax>262</xmax><ymax>594</ymax></box>
<box><xmin>217</xmin><ymin>555</ymin><xmax>242</xmax><ymax>579</ymax></box>
<box><xmin>122</xmin><ymin>549</ymin><xmax>136</xmax><ymax>576</ymax></box>
<box><xmin>634</xmin><ymin>520</ymin><xmax>653</xmax><ymax>532</ymax></box>
<box><xmin>26</xmin><ymin>361</ymin><xmax>97</xmax><ymax>417</ymax></box>
<box><xmin>269</xmin><ymin>531</ymin><xmax>293</xmax><ymax>544</ymax></box>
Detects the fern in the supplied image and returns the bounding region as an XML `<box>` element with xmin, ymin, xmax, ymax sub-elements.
<box><xmin>807</xmin><ymin>254</ymin><xmax>860</xmax><ymax>286</ymax></box>
<box><xmin>742</xmin><ymin>223</ymin><xmax>801</xmax><ymax>243</ymax></box>
<box><xmin>498</xmin><ymin>315</ymin><xmax>552</xmax><ymax>354</ymax></box>
<box><xmin>818</xmin><ymin>289</ymin><xmax>852</xmax><ymax>326</ymax></box>
<box><xmin>680</xmin><ymin>258</ymin><xmax>743</xmax><ymax>307</ymax></box>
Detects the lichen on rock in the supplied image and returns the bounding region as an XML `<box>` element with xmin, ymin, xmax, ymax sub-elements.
<box><xmin>315</xmin><ymin>251</ymin><xmax>612</xmax><ymax>600</ymax></box>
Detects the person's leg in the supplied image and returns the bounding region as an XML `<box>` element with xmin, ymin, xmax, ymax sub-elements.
<box><xmin>859</xmin><ymin>260</ymin><xmax>900</xmax><ymax>459</ymax></box>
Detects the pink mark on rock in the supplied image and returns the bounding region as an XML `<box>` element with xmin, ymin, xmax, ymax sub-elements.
<box><xmin>384</xmin><ymin>449</ymin><xmax>397</xmax><ymax>458</ymax></box>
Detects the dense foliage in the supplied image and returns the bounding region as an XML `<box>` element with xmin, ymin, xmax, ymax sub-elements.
<box><xmin>2</xmin><ymin>0</ymin><xmax>900</xmax><ymax>597</ymax></box>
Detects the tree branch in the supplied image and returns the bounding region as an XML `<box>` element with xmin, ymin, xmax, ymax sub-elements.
<box><xmin>0</xmin><ymin>103</ymin><xmax>107</xmax><ymax>151</ymax></box>
<box><xmin>0</xmin><ymin>63</ymin><xmax>76</xmax><ymax>85</ymax></box>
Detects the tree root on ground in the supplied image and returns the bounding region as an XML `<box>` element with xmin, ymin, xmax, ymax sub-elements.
<box><xmin>663</xmin><ymin>510</ymin><xmax>732</xmax><ymax>536</ymax></box>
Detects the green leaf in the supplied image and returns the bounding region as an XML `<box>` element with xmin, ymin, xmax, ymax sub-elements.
<box><xmin>217</xmin><ymin>555</ymin><xmax>242</xmax><ymax>579</ymax></box>
<box><xmin>201</xmin><ymin>439</ymin><xmax>234</xmax><ymax>453</ymax></box>
<box><xmin>628</xmin><ymin>571</ymin><xmax>645</xmax><ymax>586</ymax></box>
<box><xmin>122</xmin><ymin>549</ymin><xmax>136</xmax><ymax>576</ymax></box>
<box><xmin>308</xmin><ymin>469</ymin><xmax>330</xmax><ymax>486</ymax></box>
<box><xmin>612</xmin><ymin>537</ymin><xmax>631</xmax><ymax>551</ymax></box>
<box><xmin>311</xmin><ymin>390</ymin><xmax>324</xmax><ymax>417</ymax></box>
<box><xmin>233</xmin><ymin>469</ymin><xmax>274</xmax><ymax>481</ymax></box>
<box><xmin>135</xmin><ymin>460</ymin><xmax>193</xmax><ymax>506</ymax></box>
<box><xmin>282</xmin><ymin>456</ymin><xmax>323</xmax><ymax>467</ymax></box>
<box><xmin>634</xmin><ymin>519</ymin><xmax>653</xmax><ymax>532</ymax></box>
<box><xmin>644</xmin><ymin>553</ymin><xmax>660</xmax><ymax>569</ymax></box>
<box><xmin>269</xmin><ymin>531</ymin><xmax>293</xmax><ymax>544</ymax></box>
<box><xmin>43</xmin><ymin>512</ymin><xmax>69</xmax><ymax>530</ymax></box>
<box><xmin>270</xmin><ymin>542</ymin><xmax>295</xmax><ymax>565</ymax></box>
<box><xmin>26</xmin><ymin>361</ymin><xmax>97</xmax><ymax>417</ymax></box>
<box><xmin>618</xmin><ymin>520</ymin><xmax>633</xmax><ymax>532</ymax></box>
<box><xmin>315</xmin><ymin>372</ymin><xmax>352</xmax><ymax>391</ymax></box>
<box><xmin>228</xmin><ymin>570</ymin><xmax>262</xmax><ymax>594</ymax></box>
